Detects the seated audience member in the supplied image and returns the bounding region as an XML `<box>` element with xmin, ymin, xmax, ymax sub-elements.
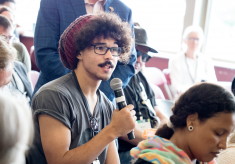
<box><xmin>131</xmin><ymin>83</ymin><xmax>235</xmax><ymax>164</ymax></box>
<box><xmin>0</xmin><ymin>0</ymin><xmax>26</xmax><ymax>37</ymax></box>
<box><xmin>0</xmin><ymin>15</ymin><xmax>31</xmax><ymax>72</ymax></box>
<box><xmin>216</xmin><ymin>132</ymin><xmax>235</xmax><ymax>163</ymax></box>
<box><xmin>0</xmin><ymin>38</ymin><xmax>32</xmax><ymax>103</ymax></box>
<box><xmin>26</xmin><ymin>12</ymin><xmax>143</xmax><ymax>164</ymax></box>
<box><xmin>0</xmin><ymin>92</ymin><xmax>33</xmax><ymax>164</ymax></box>
<box><xmin>169</xmin><ymin>26</ymin><xmax>217</xmax><ymax>98</ymax></box>
<box><xmin>119</xmin><ymin>25</ymin><xmax>168</xmax><ymax>164</ymax></box>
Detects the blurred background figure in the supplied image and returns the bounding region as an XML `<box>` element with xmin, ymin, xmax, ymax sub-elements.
<box><xmin>0</xmin><ymin>37</ymin><xmax>32</xmax><ymax>103</ymax></box>
<box><xmin>0</xmin><ymin>15</ymin><xmax>31</xmax><ymax>72</ymax></box>
<box><xmin>168</xmin><ymin>25</ymin><xmax>217</xmax><ymax>99</ymax></box>
<box><xmin>216</xmin><ymin>132</ymin><xmax>235</xmax><ymax>164</ymax></box>
<box><xmin>0</xmin><ymin>0</ymin><xmax>26</xmax><ymax>37</ymax></box>
<box><xmin>119</xmin><ymin>24</ymin><xmax>168</xmax><ymax>164</ymax></box>
<box><xmin>0</xmin><ymin>92</ymin><xmax>33</xmax><ymax>164</ymax></box>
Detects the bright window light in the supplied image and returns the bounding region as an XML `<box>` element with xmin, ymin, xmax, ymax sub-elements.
<box><xmin>121</xmin><ymin>0</ymin><xmax>186</xmax><ymax>53</ymax></box>
<box><xmin>15</xmin><ymin>0</ymin><xmax>41</xmax><ymax>32</ymax></box>
<box><xmin>205</xmin><ymin>0</ymin><xmax>235</xmax><ymax>62</ymax></box>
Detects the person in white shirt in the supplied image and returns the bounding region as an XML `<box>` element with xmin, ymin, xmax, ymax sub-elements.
<box><xmin>168</xmin><ymin>25</ymin><xmax>217</xmax><ymax>98</ymax></box>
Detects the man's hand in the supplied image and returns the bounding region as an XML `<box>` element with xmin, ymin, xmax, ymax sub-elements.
<box><xmin>108</xmin><ymin>105</ymin><xmax>136</xmax><ymax>137</ymax></box>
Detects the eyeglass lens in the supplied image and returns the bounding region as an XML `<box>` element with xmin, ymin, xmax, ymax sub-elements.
<box><xmin>93</xmin><ymin>45</ymin><xmax>122</xmax><ymax>56</ymax></box>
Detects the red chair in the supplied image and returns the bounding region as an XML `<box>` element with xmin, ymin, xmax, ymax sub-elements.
<box><xmin>149</xmin><ymin>83</ymin><xmax>165</xmax><ymax>99</ymax></box>
<box><xmin>30</xmin><ymin>46</ymin><xmax>40</xmax><ymax>72</ymax></box>
<box><xmin>163</xmin><ymin>69</ymin><xmax>171</xmax><ymax>85</ymax></box>
<box><xmin>144</xmin><ymin>67</ymin><xmax>173</xmax><ymax>100</ymax></box>
<box><xmin>28</xmin><ymin>70</ymin><xmax>40</xmax><ymax>90</ymax></box>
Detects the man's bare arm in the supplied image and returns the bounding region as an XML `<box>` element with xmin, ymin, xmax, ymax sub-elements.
<box><xmin>39</xmin><ymin>105</ymin><xmax>136</xmax><ymax>164</ymax></box>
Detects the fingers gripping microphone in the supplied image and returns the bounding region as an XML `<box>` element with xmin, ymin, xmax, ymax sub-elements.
<box><xmin>110</xmin><ymin>78</ymin><xmax>135</xmax><ymax>140</ymax></box>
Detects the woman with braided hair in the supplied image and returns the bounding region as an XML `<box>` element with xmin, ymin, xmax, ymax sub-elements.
<box><xmin>131</xmin><ymin>83</ymin><xmax>235</xmax><ymax>164</ymax></box>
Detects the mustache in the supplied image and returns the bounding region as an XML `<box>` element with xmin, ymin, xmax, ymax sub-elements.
<box><xmin>98</xmin><ymin>61</ymin><xmax>114</xmax><ymax>68</ymax></box>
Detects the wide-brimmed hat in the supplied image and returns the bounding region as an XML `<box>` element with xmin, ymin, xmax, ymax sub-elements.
<box><xmin>134</xmin><ymin>26</ymin><xmax>158</xmax><ymax>53</ymax></box>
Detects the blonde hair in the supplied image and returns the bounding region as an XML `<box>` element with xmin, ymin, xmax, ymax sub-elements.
<box><xmin>0</xmin><ymin>93</ymin><xmax>34</xmax><ymax>164</ymax></box>
<box><xmin>182</xmin><ymin>25</ymin><xmax>204</xmax><ymax>52</ymax></box>
<box><xmin>0</xmin><ymin>37</ymin><xmax>16</xmax><ymax>69</ymax></box>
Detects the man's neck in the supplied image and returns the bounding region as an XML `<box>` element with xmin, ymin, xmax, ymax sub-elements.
<box><xmin>74</xmin><ymin>65</ymin><xmax>101</xmax><ymax>98</ymax></box>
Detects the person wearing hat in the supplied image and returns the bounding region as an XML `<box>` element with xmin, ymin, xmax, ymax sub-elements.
<box><xmin>118</xmin><ymin>25</ymin><xmax>168</xmax><ymax>164</ymax></box>
<box><xmin>32</xmin><ymin>0</ymin><xmax>137</xmax><ymax>105</ymax></box>
<box><xmin>26</xmin><ymin>12</ymin><xmax>142</xmax><ymax>164</ymax></box>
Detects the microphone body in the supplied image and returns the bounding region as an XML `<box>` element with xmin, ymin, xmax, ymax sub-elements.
<box><xmin>110</xmin><ymin>78</ymin><xmax>135</xmax><ymax>140</ymax></box>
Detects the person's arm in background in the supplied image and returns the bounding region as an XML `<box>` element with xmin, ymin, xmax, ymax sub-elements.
<box><xmin>100</xmin><ymin>4</ymin><xmax>137</xmax><ymax>101</ymax></box>
<box><xmin>154</xmin><ymin>106</ymin><xmax>168</xmax><ymax>125</ymax></box>
<box><xmin>34</xmin><ymin>0</ymin><xmax>70</xmax><ymax>82</ymax></box>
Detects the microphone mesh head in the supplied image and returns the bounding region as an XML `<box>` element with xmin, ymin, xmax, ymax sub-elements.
<box><xmin>110</xmin><ymin>78</ymin><xmax>122</xmax><ymax>91</ymax></box>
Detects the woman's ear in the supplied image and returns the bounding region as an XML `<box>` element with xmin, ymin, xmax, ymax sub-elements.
<box><xmin>186</xmin><ymin>113</ymin><xmax>199</xmax><ymax>127</ymax></box>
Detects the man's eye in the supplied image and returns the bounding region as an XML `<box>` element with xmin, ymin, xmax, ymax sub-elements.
<box><xmin>96</xmin><ymin>46</ymin><xmax>105</xmax><ymax>50</ymax></box>
<box><xmin>111</xmin><ymin>47</ymin><xmax>118</xmax><ymax>52</ymax></box>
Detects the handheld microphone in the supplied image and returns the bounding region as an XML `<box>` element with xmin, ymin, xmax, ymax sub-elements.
<box><xmin>110</xmin><ymin>78</ymin><xmax>135</xmax><ymax>140</ymax></box>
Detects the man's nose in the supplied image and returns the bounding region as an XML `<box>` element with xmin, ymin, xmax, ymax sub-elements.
<box><xmin>104</xmin><ymin>49</ymin><xmax>114</xmax><ymax>60</ymax></box>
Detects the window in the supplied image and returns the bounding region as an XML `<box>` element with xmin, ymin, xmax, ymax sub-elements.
<box><xmin>15</xmin><ymin>0</ymin><xmax>41</xmax><ymax>33</ymax></box>
<box><xmin>205</xmin><ymin>0</ymin><xmax>235</xmax><ymax>62</ymax></box>
<box><xmin>121</xmin><ymin>0</ymin><xmax>186</xmax><ymax>54</ymax></box>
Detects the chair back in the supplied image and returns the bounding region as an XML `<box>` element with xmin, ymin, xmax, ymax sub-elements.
<box><xmin>150</xmin><ymin>83</ymin><xmax>165</xmax><ymax>99</ymax></box>
<box><xmin>144</xmin><ymin>67</ymin><xmax>173</xmax><ymax>100</ymax></box>
<box><xmin>28</xmin><ymin>70</ymin><xmax>40</xmax><ymax>90</ymax></box>
<box><xmin>30</xmin><ymin>46</ymin><xmax>40</xmax><ymax>72</ymax></box>
<box><xmin>163</xmin><ymin>69</ymin><xmax>171</xmax><ymax>85</ymax></box>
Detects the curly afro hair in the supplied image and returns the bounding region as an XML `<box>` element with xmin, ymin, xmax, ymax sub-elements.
<box><xmin>59</xmin><ymin>11</ymin><xmax>133</xmax><ymax>70</ymax></box>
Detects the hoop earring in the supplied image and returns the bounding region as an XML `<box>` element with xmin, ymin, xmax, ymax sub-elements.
<box><xmin>188</xmin><ymin>126</ymin><xmax>193</xmax><ymax>131</ymax></box>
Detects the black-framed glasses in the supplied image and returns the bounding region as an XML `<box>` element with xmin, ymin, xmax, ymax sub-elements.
<box><xmin>90</xmin><ymin>116</ymin><xmax>99</xmax><ymax>137</ymax></box>
<box><xmin>136</xmin><ymin>50</ymin><xmax>152</xmax><ymax>63</ymax></box>
<box><xmin>91</xmin><ymin>44</ymin><xmax>123</xmax><ymax>57</ymax></box>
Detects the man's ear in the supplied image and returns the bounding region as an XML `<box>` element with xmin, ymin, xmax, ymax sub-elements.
<box><xmin>77</xmin><ymin>51</ymin><xmax>83</xmax><ymax>60</ymax></box>
<box><xmin>186</xmin><ymin>113</ymin><xmax>199</xmax><ymax>127</ymax></box>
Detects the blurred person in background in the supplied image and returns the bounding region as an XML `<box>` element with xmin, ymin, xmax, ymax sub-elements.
<box><xmin>0</xmin><ymin>37</ymin><xmax>32</xmax><ymax>103</ymax></box>
<box><xmin>216</xmin><ymin>131</ymin><xmax>235</xmax><ymax>163</ymax></box>
<box><xmin>0</xmin><ymin>0</ymin><xmax>26</xmax><ymax>37</ymax></box>
<box><xmin>168</xmin><ymin>26</ymin><xmax>217</xmax><ymax>99</ymax></box>
<box><xmin>0</xmin><ymin>92</ymin><xmax>33</xmax><ymax>164</ymax></box>
<box><xmin>0</xmin><ymin>14</ymin><xmax>31</xmax><ymax>72</ymax></box>
<box><xmin>119</xmin><ymin>24</ymin><xmax>168</xmax><ymax>164</ymax></box>
<box><xmin>131</xmin><ymin>83</ymin><xmax>235</xmax><ymax>164</ymax></box>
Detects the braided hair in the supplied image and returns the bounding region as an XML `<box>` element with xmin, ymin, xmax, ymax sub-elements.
<box><xmin>156</xmin><ymin>83</ymin><xmax>235</xmax><ymax>139</ymax></box>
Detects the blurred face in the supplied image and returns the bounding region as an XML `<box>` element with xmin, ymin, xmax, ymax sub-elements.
<box><xmin>0</xmin><ymin>26</ymin><xmax>14</xmax><ymax>44</ymax></box>
<box><xmin>187</xmin><ymin>112</ymin><xmax>235</xmax><ymax>162</ymax></box>
<box><xmin>1</xmin><ymin>10</ymin><xmax>15</xmax><ymax>24</ymax></box>
<box><xmin>0</xmin><ymin>62</ymin><xmax>13</xmax><ymax>89</ymax></box>
<box><xmin>135</xmin><ymin>45</ymin><xmax>149</xmax><ymax>74</ymax></box>
<box><xmin>77</xmin><ymin>37</ymin><xmax>119</xmax><ymax>81</ymax></box>
<box><xmin>185</xmin><ymin>32</ymin><xmax>201</xmax><ymax>52</ymax></box>
<box><xmin>2</xmin><ymin>2</ymin><xmax>16</xmax><ymax>11</ymax></box>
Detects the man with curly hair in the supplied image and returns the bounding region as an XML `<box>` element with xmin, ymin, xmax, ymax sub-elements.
<box><xmin>27</xmin><ymin>12</ymin><xmax>142</xmax><ymax>164</ymax></box>
<box><xmin>33</xmin><ymin>0</ymin><xmax>137</xmax><ymax>105</ymax></box>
